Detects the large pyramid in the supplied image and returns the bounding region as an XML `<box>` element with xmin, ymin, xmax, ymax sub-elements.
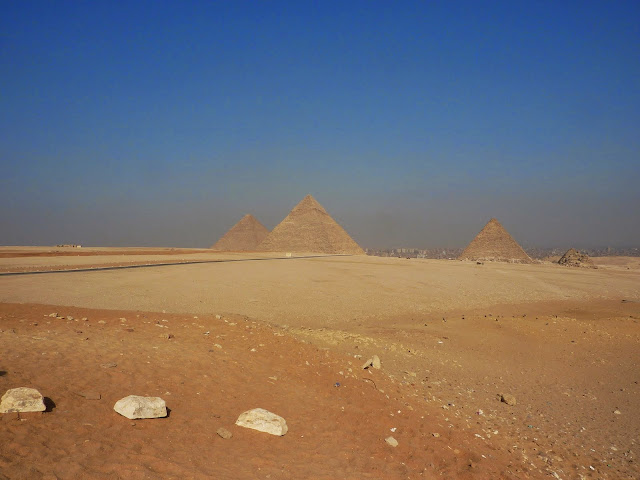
<box><xmin>458</xmin><ymin>218</ymin><xmax>531</xmax><ymax>263</ymax></box>
<box><xmin>211</xmin><ymin>214</ymin><xmax>269</xmax><ymax>251</ymax></box>
<box><xmin>257</xmin><ymin>195</ymin><xmax>364</xmax><ymax>255</ymax></box>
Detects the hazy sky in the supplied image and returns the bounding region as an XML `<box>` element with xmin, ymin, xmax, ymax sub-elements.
<box><xmin>1</xmin><ymin>1</ymin><xmax>639</xmax><ymax>249</ymax></box>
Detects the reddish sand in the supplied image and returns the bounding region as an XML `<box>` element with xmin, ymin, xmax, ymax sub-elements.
<box><xmin>1</xmin><ymin>303</ymin><xmax>516</xmax><ymax>480</ymax></box>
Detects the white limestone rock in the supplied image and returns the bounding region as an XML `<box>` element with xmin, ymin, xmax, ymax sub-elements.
<box><xmin>235</xmin><ymin>408</ymin><xmax>288</xmax><ymax>436</ymax></box>
<box><xmin>362</xmin><ymin>355</ymin><xmax>381</xmax><ymax>370</ymax></box>
<box><xmin>0</xmin><ymin>387</ymin><xmax>46</xmax><ymax>413</ymax></box>
<box><xmin>113</xmin><ymin>395</ymin><xmax>167</xmax><ymax>419</ymax></box>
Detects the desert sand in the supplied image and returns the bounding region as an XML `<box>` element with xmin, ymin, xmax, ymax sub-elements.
<box><xmin>1</xmin><ymin>250</ymin><xmax>639</xmax><ymax>479</ymax></box>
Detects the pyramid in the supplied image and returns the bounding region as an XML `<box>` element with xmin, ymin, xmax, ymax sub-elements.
<box><xmin>257</xmin><ymin>195</ymin><xmax>364</xmax><ymax>255</ymax></box>
<box><xmin>211</xmin><ymin>214</ymin><xmax>269</xmax><ymax>251</ymax></box>
<box><xmin>558</xmin><ymin>248</ymin><xmax>595</xmax><ymax>268</ymax></box>
<box><xmin>458</xmin><ymin>218</ymin><xmax>531</xmax><ymax>263</ymax></box>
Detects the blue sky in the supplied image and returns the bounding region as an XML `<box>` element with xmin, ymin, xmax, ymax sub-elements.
<box><xmin>1</xmin><ymin>1</ymin><xmax>639</xmax><ymax>248</ymax></box>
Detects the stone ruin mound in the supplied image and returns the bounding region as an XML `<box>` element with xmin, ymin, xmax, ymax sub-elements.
<box><xmin>257</xmin><ymin>194</ymin><xmax>364</xmax><ymax>255</ymax></box>
<box><xmin>211</xmin><ymin>214</ymin><xmax>269</xmax><ymax>251</ymax></box>
<box><xmin>558</xmin><ymin>248</ymin><xmax>595</xmax><ymax>268</ymax></box>
<box><xmin>458</xmin><ymin>218</ymin><xmax>531</xmax><ymax>263</ymax></box>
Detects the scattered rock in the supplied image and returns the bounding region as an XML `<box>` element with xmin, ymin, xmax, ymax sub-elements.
<box><xmin>385</xmin><ymin>436</ymin><xmax>398</xmax><ymax>447</ymax></box>
<box><xmin>362</xmin><ymin>355</ymin><xmax>381</xmax><ymax>370</ymax></box>
<box><xmin>160</xmin><ymin>333</ymin><xmax>174</xmax><ymax>339</ymax></box>
<box><xmin>67</xmin><ymin>316</ymin><xmax>74</xmax><ymax>321</ymax></box>
<box><xmin>101</xmin><ymin>362</ymin><xmax>117</xmax><ymax>368</ymax></box>
<box><xmin>235</xmin><ymin>408</ymin><xmax>288</xmax><ymax>436</ymax></box>
<box><xmin>0</xmin><ymin>387</ymin><xmax>46</xmax><ymax>413</ymax></box>
<box><xmin>501</xmin><ymin>393</ymin><xmax>517</xmax><ymax>406</ymax></box>
<box><xmin>216</xmin><ymin>427</ymin><xmax>233</xmax><ymax>439</ymax></box>
<box><xmin>113</xmin><ymin>395</ymin><xmax>167</xmax><ymax>419</ymax></box>
<box><xmin>614</xmin><ymin>409</ymin><xmax>621</xmax><ymax>415</ymax></box>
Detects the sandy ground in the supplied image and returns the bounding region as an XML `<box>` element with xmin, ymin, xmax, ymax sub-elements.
<box><xmin>0</xmin><ymin>247</ymin><xmax>289</xmax><ymax>273</ymax></box>
<box><xmin>1</xmin><ymin>252</ymin><xmax>639</xmax><ymax>479</ymax></box>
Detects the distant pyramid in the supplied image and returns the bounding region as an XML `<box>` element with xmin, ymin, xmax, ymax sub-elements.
<box><xmin>211</xmin><ymin>214</ymin><xmax>269</xmax><ymax>251</ymax></box>
<box><xmin>458</xmin><ymin>218</ymin><xmax>531</xmax><ymax>263</ymax></box>
<box><xmin>257</xmin><ymin>195</ymin><xmax>364</xmax><ymax>255</ymax></box>
<box><xmin>558</xmin><ymin>248</ymin><xmax>595</xmax><ymax>268</ymax></box>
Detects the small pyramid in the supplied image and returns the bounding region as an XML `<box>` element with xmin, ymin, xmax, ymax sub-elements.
<box><xmin>458</xmin><ymin>218</ymin><xmax>531</xmax><ymax>263</ymax></box>
<box><xmin>211</xmin><ymin>214</ymin><xmax>269</xmax><ymax>251</ymax></box>
<box><xmin>257</xmin><ymin>195</ymin><xmax>364</xmax><ymax>255</ymax></box>
<box><xmin>558</xmin><ymin>248</ymin><xmax>595</xmax><ymax>268</ymax></box>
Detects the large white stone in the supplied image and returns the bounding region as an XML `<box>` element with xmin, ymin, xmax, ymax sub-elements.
<box><xmin>113</xmin><ymin>395</ymin><xmax>167</xmax><ymax>419</ymax></box>
<box><xmin>235</xmin><ymin>408</ymin><xmax>288</xmax><ymax>436</ymax></box>
<box><xmin>0</xmin><ymin>387</ymin><xmax>46</xmax><ymax>413</ymax></box>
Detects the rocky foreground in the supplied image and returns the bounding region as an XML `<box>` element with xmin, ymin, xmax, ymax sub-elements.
<box><xmin>1</xmin><ymin>303</ymin><xmax>519</xmax><ymax>479</ymax></box>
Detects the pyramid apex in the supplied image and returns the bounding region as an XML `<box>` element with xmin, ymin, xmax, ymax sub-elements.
<box><xmin>290</xmin><ymin>194</ymin><xmax>327</xmax><ymax>214</ymax></box>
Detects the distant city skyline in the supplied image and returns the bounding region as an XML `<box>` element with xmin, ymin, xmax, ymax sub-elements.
<box><xmin>1</xmin><ymin>1</ymin><xmax>638</xmax><ymax>249</ymax></box>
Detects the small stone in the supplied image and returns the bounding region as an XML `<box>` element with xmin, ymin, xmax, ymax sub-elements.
<box><xmin>48</xmin><ymin>313</ymin><xmax>58</xmax><ymax>318</ymax></box>
<box><xmin>432</xmin><ymin>432</ymin><xmax>440</xmax><ymax>437</ymax></box>
<box><xmin>98</xmin><ymin>320</ymin><xmax>106</xmax><ymax>324</ymax></box>
<box><xmin>215</xmin><ymin>315</ymin><xmax>222</xmax><ymax>320</ymax></box>
<box><xmin>113</xmin><ymin>395</ymin><xmax>167</xmax><ymax>419</ymax></box>
<box><xmin>362</xmin><ymin>355</ymin><xmax>381</xmax><ymax>370</ymax></box>
<box><xmin>67</xmin><ymin>316</ymin><xmax>74</xmax><ymax>321</ymax></box>
<box><xmin>160</xmin><ymin>333</ymin><xmax>174</xmax><ymax>339</ymax></box>
<box><xmin>385</xmin><ymin>436</ymin><xmax>398</xmax><ymax>447</ymax></box>
<box><xmin>216</xmin><ymin>427</ymin><xmax>233</xmax><ymax>439</ymax></box>
<box><xmin>235</xmin><ymin>408</ymin><xmax>288</xmax><ymax>436</ymax></box>
<box><xmin>0</xmin><ymin>387</ymin><xmax>46</xmax><ymax>413</ymax></box>
<box><xmin>614</xmin><ymin>409</ymin><xmax>621</xmax><ymax>415</ymax></box>
<box><xmin>501</xmin><ymin>393</ymin><xmax>517</xmax><ymax>406</ymax></box>
<box><xmin>101</xmin><ymin>362</ymin><xmax>117</xmax><ymax>368</ymax></box>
